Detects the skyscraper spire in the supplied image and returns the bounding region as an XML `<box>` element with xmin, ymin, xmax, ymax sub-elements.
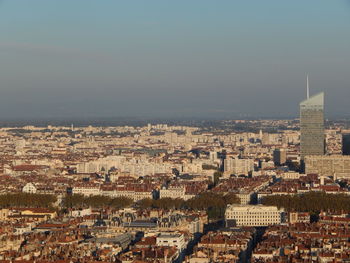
<box><xmin>306</xmin><ymin>74</ymin><xmax>310</xmax><ymax>99</ymax></box>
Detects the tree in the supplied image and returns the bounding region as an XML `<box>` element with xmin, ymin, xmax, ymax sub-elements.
<box><xmin>184</xmin><ymin>192</ymin><xmax>239</xmax><ymax>220</ymax></box>
<box><xmin>223</xmin><ymin>193</ymin><xmax>241</xmax><ymax>205</ymax></box>
<box><xmin>137</xmin><ymin>198</ymin><xmax>154</xmax><ymax>209</ymax></box>
<box><xmin>62</xmin><ymin>194</ymin><xmax>85</xmax><ymax>208</ymax></box>
<box><xmin>0</xmin><ymin>193</ymin><xmax>56</xmax><ymax>208</ymax></box>
<box><xmin>62</xmin><ymin>195</ymin><xmax>132</xmax><ymax>209</ymax></box>
<box><xmin>261</xmin><ymin>192</ymin><xmax>350</xmax><ymax>214</ymax></box>
<box><xmin>110</xmin><ymin>197</ymin><xmax>133</xmax><ymax>209</ymax></box>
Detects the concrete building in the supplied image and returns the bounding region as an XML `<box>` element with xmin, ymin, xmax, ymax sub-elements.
<box><xmin>305</xmin><ymin>155</ymin><xmax>350</xmax><ymax>179</ymax></box>
<box><xmin>209</xmin><ymin>151</ymin><xmax>218</xmax><ymax>162</ymax></box>
<box><xmin>72</xmin><ymin>185</ymin><xmax>101</xmax><ymax>196</ymax></box>
<box><xmin>225</xmin><ymin>204</ymin><xmax>284</xmax><ymax>227</ymax></box>
<box><xmin>273</xmin><ymin>148</ymin><xmax>287</xmax><ymax>165</ymax></box>
<box><xmin>280</xmin><ymin>171</ymin><xmax>304</xmax><ymax>180</ymax></box>
<box><xmin>0</xmin><ymin>209</ymin><xmax>9</xmax><ymax>221</ymax></box>
<box><xmin>236</xmin><ymin>192</ymin><xmax>255</xmax><ymax>205</ymax></box>
<box><xmin>289</xmin><ymin>212</ymin><xmax>310</xmax><ymax>224</ymax></box>
<box><xmin>159</xmin><ymin>186</ymin><xmax>185</xmax><ymax>200</ymax></box>
<box><xmin>300</xmin><ymin>77</ymin><xmax>324</xmax><ymax>160</ymax></box>
<box><xmin>224</xmin><ymin>158</ymin><xmax>254</xmax><ymax>176</ymax></box>
<box><xmin>156</xmin><ymin>232</ymin><xmax>186</xmax><ymax>251</ymax></box>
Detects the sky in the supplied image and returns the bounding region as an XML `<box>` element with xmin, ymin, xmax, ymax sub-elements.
<box><xmin>0</xmin><ymin>0</ymin><xmax>349</xmax><ymax>120</ymax></box>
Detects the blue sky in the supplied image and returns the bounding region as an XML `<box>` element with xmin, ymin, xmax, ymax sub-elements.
<box><xmin>0</xmin><ymin>0</ymin><xmax>349</xmax><ymax>119</ymax></box>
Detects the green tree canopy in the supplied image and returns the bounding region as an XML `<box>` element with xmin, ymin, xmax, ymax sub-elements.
<box><xmin>62</xmin><ymin>194</ymin><xmax>133</xmax><ymax>209</ymax></box>
<box><xmin>0</xmin><ymin>193</ymin><xmax>56</xmax><ymax>208</ymax></box>
<box><xmin>261</xmin><ymin>192</ymin><xmax>350</xmax><ymax>214</ymax></box>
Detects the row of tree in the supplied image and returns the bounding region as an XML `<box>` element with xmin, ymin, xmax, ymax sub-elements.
<box><xmin>62</xmin><ymin>194</ymin><xmax>133</xmax><ymax>209</ymax></box>
<box><xmin>0</xmin><ymin>193</ymin><xmax>56</xmax><ymax>208</ymax></box>
<box><xmin>0</xmin><ymin>192</ymin><xmax>240</xmax><ymax>220</ymax></box>
<box><xmin>137</xmin><ymin>192</ymin><xmax>240</xmax><ymax>220</ymax></box>
<box><xmin>261</xmin><ymin>192</ymin><xmax>350</xmax><ymax>213</ymax></box>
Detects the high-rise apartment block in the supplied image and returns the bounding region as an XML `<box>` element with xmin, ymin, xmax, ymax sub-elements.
<box><xmin>224</xmin><ymin>158</ymin><xmax>254</xmax><ymax>176</ymax></box>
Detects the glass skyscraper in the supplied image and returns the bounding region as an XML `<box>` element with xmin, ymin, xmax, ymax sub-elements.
<box><xmin>300</xmin><ymin>92</ymin><xmax>325</xmax><ymax>160</ymax></box>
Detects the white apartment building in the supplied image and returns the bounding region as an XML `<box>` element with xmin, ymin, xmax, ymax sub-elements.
<box><xmin>224</xmin><ymin>158</ymin><xmax>254</xmax><ymax>176</ymax></box>
<box><xmin>133</xmin><ymin>190</ymin><xmax>153</xmax><ymax>201</ymax></box>
<box><xmin>236</xmin><ymin>192</ymin><xmax>254</xmax><ymax>205</ymax></box>
<box><xmin>70</xmin><ymin>208</ymin><xmax>93</xmax><ymax>217</ymax></box>
<box><xmin>280</xmin><ymin>172</ymin><xmax>305</xmax><ymax>180</ymax></box>
<box><xmin>182</xmin><ymin>161</ymin><xmax>204</xmax><ymax>174</ymax></box>
<box><xmin>77</xmin><ymin>156</ymin><xmax>182</xmax><ymax>177</ymax></box>
<box><xmin>76</xmin><ymin>156</ymin><xmax>127</xmax><ymax>173</ymax></box>
<box><xmin>159</xmin><ymin>186</ymin><xmax>186</xmax><ymax>200</ymax></box>
<box><xmin>101</xmin><ymin>188</ymin><xmax>153</xmax><ymax>201</ymax></box>
<box><xmin>156</xmin><ymin>232</ymin><xmax>186</xmax><ymax>251</ymax></box>
<box><xmin>225</xmin><ymin>204</ymin><xmax>284</xmax><ymax>227</ymax></box>
<box><xmin>72</xmin><ymin>185</ymin><xmax>101</xmax><ymax>196</ymax></box>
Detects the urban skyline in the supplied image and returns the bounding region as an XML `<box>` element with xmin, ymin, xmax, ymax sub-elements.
<box><xmin>1</xmin><ymin>2</ymin><xmax>350</xmax><ymax>263</ymax></box>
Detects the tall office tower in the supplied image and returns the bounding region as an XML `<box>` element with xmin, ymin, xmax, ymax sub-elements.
<box><xmin>300</xmin><ymin>76</ymin><xmax>325</xmax><ymax>160</ymax></box>
<box><xmin>342</xmin><ymin>134</ymin><xmax>350</xmax><ymax>155</ymax></box>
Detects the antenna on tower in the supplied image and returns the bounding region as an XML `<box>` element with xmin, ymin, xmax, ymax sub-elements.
<box><xmin>306</xmin><ymin>74</ymin><xmax>310</xmax><ymax>99</ymax></box>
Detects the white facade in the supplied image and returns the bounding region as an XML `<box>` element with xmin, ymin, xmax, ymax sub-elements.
<box><xmin>305</xmin><ymin>155</ymin><xmax>350</xmax><ymax>179</ymax></box>
<box><xmin>22</xmin><ymin>183</ymin><xmax>37</xmax><ymax>194</ymax></box>
<box><xmin>102</xmin><ymin>189</ymin><xmax>153</xmax><ymax>201</ymax></box>
<box><xmin>77</xmin><ymin>156</ymin><xmax>182</xmax><ymax>177</ymax></box>
<box><xmin>236</xmin><ymin>192</ymin><xmax>254</xmax><ymax>205</ymax></box>
<box><xmin>132</xmin><ymin>191</ymin><xmax>153</xmax><ymax>201</ymax></box>
<box><xmin>14</xmin><ymin>224</ymin><xmax>32</xmax><ymax>235</ymax></box>
<box><xmin>225</xmin><ymin>204</ymin><xmax>284</xmax><ymax>227</ymax></box>
<box><xmin>156</xmin><ymin>233</ymin><xmax>186</xmax><ymax>251</ymax></box>
<box><xmin>209</xmin><ymin>151</ymin><xmax>218</xmax><ymax>162</ymax></box>
<box><xmin>159</xmin><ymin>186</ymin><xmax>185</xmax><ymax>200</ymax></box>
<box><xmin>280</xmin><ymin>172</ymin><xmax>304</xmax><ymax>180</ymax></box>
<box><xmin>224</xmin><ymin>158</ymin><xmax>254</xmax><ymax>176</ymax></box>
<box><xmin>72</xmin><ymin>185</ymin><xmax>101</xmax><ymax>196</ymax></box>
<box><xmin>70</xmin><ymin>208</ymin><xmax>92</xmax><ymax>217</ymax></box>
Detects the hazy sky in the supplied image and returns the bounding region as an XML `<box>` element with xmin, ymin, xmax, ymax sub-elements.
<box><xmin>0</xmin><ymin>0</ymin><xmax>349</xmax><ymax>119</ymax></box>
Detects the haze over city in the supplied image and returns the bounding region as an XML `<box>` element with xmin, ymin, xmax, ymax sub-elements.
<box><xmin>1</xmin><ymin>0</ymin><xmax>350</xmax><ymax>119</ymax></box>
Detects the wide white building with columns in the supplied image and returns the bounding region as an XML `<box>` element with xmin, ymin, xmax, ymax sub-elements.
<box><xmin>225</xmin><ymin>204</ymin><xmax>285</xmax><ymax>227</ymax></box>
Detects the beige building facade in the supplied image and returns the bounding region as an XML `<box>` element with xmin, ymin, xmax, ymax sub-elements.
<box><xmin>305</xmin><ymin>155</ymin><xmax>350</xmax><ymax>179</ymax></box>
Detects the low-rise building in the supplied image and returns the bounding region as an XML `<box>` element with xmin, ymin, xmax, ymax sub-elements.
<box><xmin>225</xmin><ymin>204</ymin><xmax>284</xmax><ymax>227</ymax></box>
<box><xmin>156</xmin><ymin>232</ymin><xmax>186</xmax><ymax>251</ymax></box>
